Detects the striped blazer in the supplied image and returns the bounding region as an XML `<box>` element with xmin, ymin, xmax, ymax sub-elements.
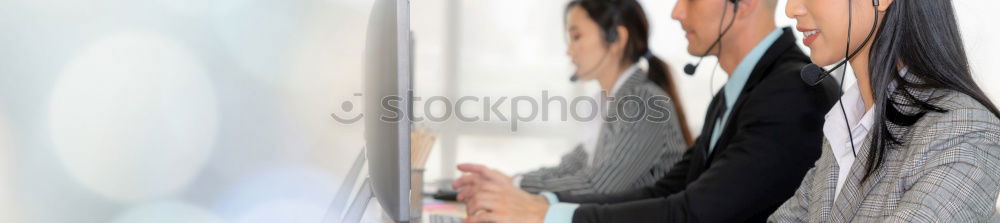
<box><xmin>518</xmin><ymin>69</ymin><xmax>688</xmax><ymax>196</ymax></box>
<box><xmin>770</xmin><ymin>89</ymin><xmax>1000</xmax><ymax>222</ymax></box>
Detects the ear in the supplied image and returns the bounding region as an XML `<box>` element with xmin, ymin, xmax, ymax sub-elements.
<box><xmin>735</xmin><ymin>0</ymin><xmax>758</xmax><ymax>19</ymax></box>
<box><xmin>877</xmin><ymin>0</ymin><xmax>893</xmax><ymax>12</ymax></box>
<box><xmin>614</xmin><ymin>25</ymin><xmax>629</xmax><ymax>50</ymax></box>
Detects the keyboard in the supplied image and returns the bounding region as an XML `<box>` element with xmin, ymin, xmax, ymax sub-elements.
<box><xmin>428</xmin><ymin>214</ymin><xmax>463</xmax><ymax>223</ymax></box>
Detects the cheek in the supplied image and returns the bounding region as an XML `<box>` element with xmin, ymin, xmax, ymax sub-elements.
<box><xmin>810</xmin><ymin>16</ymin><xmax>851</xmax><ymax>65</ymax></box>
<box><xmin>686</xmin><ymin>20</ymin><xmax>713</xmax><ymax>51</ymax></box>
<box><xmin>812</xmin><ymin>29</ymin><xmax>856</xmax><ymax>66</ymax></box>
<box><xmin>847</xmin><ymin>8</ymin><xmax>877</xmax><ymax>49</ymax></box>
<box><xmin>578</xmin><ymin>41</ymin><xmax>604</xmax><ymax>65</ymax></box>
<box><xmin>809</xmin><ymin>43</ymin><xmax>843</xmax><ymax>66</ymax></box>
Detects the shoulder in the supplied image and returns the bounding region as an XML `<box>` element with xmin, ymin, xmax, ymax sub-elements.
<box><xmin>611</xmin><ymin>70</ymin><xmax>681</xmax><ymax>130</ymax></box>
<box><xmin>755</xmin><ymin>64</ymin><xmax>838</xmax><ymax>104</ymax></box>
<box><xmin>614</xmin><ymin>70</ymin><xmax>676</xmax><ymax>113</ymax></box>
<box><xmin>902</xmin><ymin>90</ymin><xmax>1000</xmax><ymax>173</ymax></box>
<box><xmin>912</xmin><ymin>90</ymin><xmax>1000</xmax><ymax>139</ymax></box>
<box><xmin>740</xmin><ymin>61</ymin><xmax>838</xmax><ymax>119</ymax></box>
<box><xmin>618</xmin><ymin>70</ymin><xmax>669</xmax><ymax>99</ymax></box>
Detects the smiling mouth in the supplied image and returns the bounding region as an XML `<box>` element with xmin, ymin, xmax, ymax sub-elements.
<box><xmin>802</xmin><ymin>29</ymin><xmax>821</xmax><ymax>47</ymax></box>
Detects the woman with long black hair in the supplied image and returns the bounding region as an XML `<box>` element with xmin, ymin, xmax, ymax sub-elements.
<box><xmin>773</xmin><ymin>0</ymin><xmax>1000</xmax><ymax>221</ymax></box>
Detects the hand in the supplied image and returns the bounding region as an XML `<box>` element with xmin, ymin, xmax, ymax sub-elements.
<box><xmin>452</xmin><ymin>164</ymin><xmax>512</xmax><ymax>198</ymax></box>
<box><xmin>451</xmin><ymin>164</ymin><xmax>512</xmax><ymax>205</ymax></box>
<box><xmin>452</xmin><ymin>163</ymin><xmax>548</xmax><ymax>223</ymax></box>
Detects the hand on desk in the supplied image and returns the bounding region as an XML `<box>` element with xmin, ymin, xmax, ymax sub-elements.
<box><xmin>452</xmin><ymin>163</ymin><xmax>548</xmax><ymax>223</ymax></box>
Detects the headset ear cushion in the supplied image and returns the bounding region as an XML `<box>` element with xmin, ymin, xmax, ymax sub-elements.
<box><xmin>606</xmin><ymin>29</ymin><xmax>618</xmax><ymax>43</ymax></box>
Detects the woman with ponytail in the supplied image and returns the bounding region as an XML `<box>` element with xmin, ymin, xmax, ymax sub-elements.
<box><xmin>456</xmin><ymin>0</ymin><xmax>691</xmax><ymax>198</ymax></box>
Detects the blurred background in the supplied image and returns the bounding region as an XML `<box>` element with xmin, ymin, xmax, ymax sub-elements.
<box><xmin>0</xmin><ymin>0</ymin><xmax>996</xmax><ymax>222</ymax></box>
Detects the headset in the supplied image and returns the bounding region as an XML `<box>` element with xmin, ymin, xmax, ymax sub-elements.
<box><xmin>799</xmin><ymin>0</ymin><xmax>881</xmax><ymax>157</ymax></box>
<box><xmin>683</xmin><ymin>0</ymin><xmax>741</xmax><ymax>76</ymax></box>
<box><xmin>569</xmin><ymin>0</ymin><xmax>624</xmax><ymax>82</ymax></box>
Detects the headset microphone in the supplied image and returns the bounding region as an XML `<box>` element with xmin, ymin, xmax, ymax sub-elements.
<box><xmin>800</xmin><ymin>60</ymin><xmax>848</xmax><ymax>86</ymax></box>
<box><xmin>684</xmin><ymin>0</ymin><xmax>739</xmax><ymax>76</ymax></box>
<box><xmin>683</xmin><ymin>37</ymin><xmax>724</xmax><ymax>75</ymax></box>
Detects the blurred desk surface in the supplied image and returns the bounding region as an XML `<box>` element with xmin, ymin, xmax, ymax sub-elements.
<box><xmin>420</xmin><ymin>198</ymin><xmax>465</xmax><ymax>222</ymax></box>
<box><xmin>360</xmin><ymin>198</ymin><xmax>466</xmax><ymax>223</ymax></box>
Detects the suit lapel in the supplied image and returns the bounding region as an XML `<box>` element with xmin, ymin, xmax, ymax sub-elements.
<box><xmin>707</xmin><ymin>27</ymin><xmax>801</xmax><ymax>162</ymax></box>
<box><xmin>830</xmin><ymin>135</ymin><xmax>882</xmax><ymax>222</ymax></box>
<box><xmin>813</xmin><ymin>140</ymin><xmax>840</xmax><ymax>222</ymax></box>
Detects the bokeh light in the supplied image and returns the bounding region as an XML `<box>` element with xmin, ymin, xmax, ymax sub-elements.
<box><xmin>213</xmin><ymin>165</ymin><xmax>337</xmax><ymax>223</ymax></box>
<box><xmin>48</xmin><ymin>31</ymin><xmax>218</xmax><ymax>203</ymax></box>
<box><xmin>0</xmin><ymin>109</ymin><xmax>21</xmax><ymax>222</ymax></box>
<box><xmin>111</xmin><ymin>201</ymin><xmax>225</xmax><ymax>223</ymax></box>
<box><xmin>211</xmin><ymin>0</ymin><xmax>311</xmax><ymax>80</ymax></box>
<box><xmin>234</xmin><ymin>199</ymin><xmax>326</xmax><ymax>223</ymax></box>
<box><xmin>281</xmin><ymin>0</ymin><xmax>368</xmax><ymax>175</ymax></box>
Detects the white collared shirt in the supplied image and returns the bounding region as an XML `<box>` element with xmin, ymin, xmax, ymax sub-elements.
<box><xmin>824</xmin><ymin>81</ymin><xmax>875</xmax><ymax>201</ymax></box>
<box><xmin>825</xmin><ymin>67</ymin><xmax>909</xmax><ymax>200</ymax></box>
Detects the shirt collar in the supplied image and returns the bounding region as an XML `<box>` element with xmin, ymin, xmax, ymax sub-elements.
<box><xmin>722</xmin><ymin>27</ymin><xmax>784</xmax><ymax>109</ymax></box>
<box><xmin>824</xmin><ymin>66</ymin><xmax>910</xmax><ymax>159</ymax></box>
<box><xmin>825</xmin><ymin>82</ymin><xmax>871</xmax><ymax>129</ymax></box>
<box><xmin>823</xmin><ymin>81</ymin><xmax>876</xmax><ymax>160</ymax></box>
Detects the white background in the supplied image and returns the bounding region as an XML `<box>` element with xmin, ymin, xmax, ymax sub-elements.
<box><xmin>0</xmin><ymin>0</ymin><xmax>996</xmax><ymax>222</ymax></box>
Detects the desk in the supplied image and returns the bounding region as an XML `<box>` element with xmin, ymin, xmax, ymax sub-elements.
<box><xmin>358</xmin><ymin>198</ymin><xmax>465</xmax><ymax>223</ymax></box>
<box><xmin>419</xmin><ymin>198</ymin><xmax>465</xmax><ymax>223</ymax></box>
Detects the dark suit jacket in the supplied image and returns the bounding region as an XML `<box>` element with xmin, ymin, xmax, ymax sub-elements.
<box><xmin>555</xmin><ymin>27</ymin><xmax>841</xmax><ymax>223</ymax></box>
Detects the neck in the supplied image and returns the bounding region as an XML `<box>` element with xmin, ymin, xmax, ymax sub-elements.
<box><xmin>849</xmin><ymin>45</ymin><xmax>875</xmax><ymax>110</ymax></box>
<box><xmin>719</xmin><ymin>22</ymin><xmax>776</xmax><ymax>76</ymax></box>
<box><xmin>598</xmin><ymin>62</ymin><xmax>629</xmax><ymax>96</ymax></box>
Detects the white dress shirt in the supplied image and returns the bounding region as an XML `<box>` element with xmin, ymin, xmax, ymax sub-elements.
<box><xmin>824</xmin><ymin>67</ymin><xmax>910</xmax><ymax>200</ymax></box>
<box><xmin>823</xmin><ymin>81</ymin><xmax>875</xmax><ymax>201</ymax></box>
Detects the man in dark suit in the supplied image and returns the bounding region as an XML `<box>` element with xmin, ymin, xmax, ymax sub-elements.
<box><xmin>451</xmin><ymin>0</ymin><xmax>840</xmax><ymax>222</ymax></box>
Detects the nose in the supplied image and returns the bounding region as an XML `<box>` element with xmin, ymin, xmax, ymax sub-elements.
<box><xmin>671</xmin><ymin>0</ymin><xmax>685</xmax><ymax>22</ymax></box>
<box><xmin>785</xmin><ymin>0</ymin><xmax>806</xmax><ymax>19</ymax></box>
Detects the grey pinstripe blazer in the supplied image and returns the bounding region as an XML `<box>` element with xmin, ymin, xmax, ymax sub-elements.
<box><xmin>519</xmin><ymin>69</ymin><xmax>688</xmax><ymax>196</ymax></box>
<box><xmin>770</xmin><ymin>89</ymin><xmax>1000</xmax><ymax>222</ymax></box>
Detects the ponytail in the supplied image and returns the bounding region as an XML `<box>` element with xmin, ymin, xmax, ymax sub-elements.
<box><xmin>568</xmin><ymin>0</ymin><xmax>693</xmax><ymax>146</ymax></box>
<box><xmin>646</xmin><ymin>54</ymin><xmax>693</xmax><ymax>146</ymax></box>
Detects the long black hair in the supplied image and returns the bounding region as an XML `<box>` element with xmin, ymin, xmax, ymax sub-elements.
<box><xmin>864</xmin><ymin>0</ymin><xmax>1000</xmax><ymax>181</ymax></box>
<box><xmin>566</xmin><ymin>0</ymin><xmax>694</xmax><ymax>145</ymax></box>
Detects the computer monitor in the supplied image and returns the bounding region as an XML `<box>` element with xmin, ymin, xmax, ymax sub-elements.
<box><xmin>362</xmin><ymin>0</ymin><xmax>411</xmax><ymax>222</ymax></box>
<box><xmin>325</xmin><ymin>1</ymin><xmax>411</xmax><ymax>222</ymax></box>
